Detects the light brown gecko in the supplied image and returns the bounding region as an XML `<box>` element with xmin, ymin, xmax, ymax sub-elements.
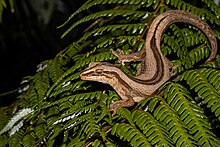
<box><xmin>80</xmin><ymin>10</ymin><xmax>217</xmax><ymax>114</ymax></box>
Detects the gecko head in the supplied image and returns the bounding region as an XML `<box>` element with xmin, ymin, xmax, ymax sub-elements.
<box><xmin>80</xmin><ymin>62</ymin><xmax>116</xmax><ymax>84</ymax></box>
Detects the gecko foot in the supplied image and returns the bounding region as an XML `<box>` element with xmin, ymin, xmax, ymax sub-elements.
<box><xmin>111</xmin><ymin>49</ymin><xmax>127</xmax><ymax>66</ymax></box>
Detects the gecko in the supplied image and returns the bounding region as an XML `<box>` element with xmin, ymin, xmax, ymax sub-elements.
<box><xmin>80</xmin><ymin>10</ymin><xmax>217</xmax><ymax>114</ymax></box>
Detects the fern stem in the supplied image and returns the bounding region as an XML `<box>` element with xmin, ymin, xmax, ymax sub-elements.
<box><xmin>0</xmin><ymin>89</ymin><xmax>18</xmax><ymax>98</ymax></box>
<box><xmin>132</xmin><ymin>0</ymin><xmax>165</xmax><ymax>52</ymax></box>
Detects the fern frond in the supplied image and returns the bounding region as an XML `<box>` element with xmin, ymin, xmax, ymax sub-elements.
<box><xmin>180</xmin><ymin>69</ymin><xmax>220</xmax><ymax>121</ymax></box>
<box><xmin>42</xmin><ymin>91</ymin><xmax>103</xmax><ymax>111</ymax></box>
<box><xmin>45</xmin><ymin>106</ymin><xmax>59</xmax><ymax>121</ymax></box>
<box><xmin>9</xmin><ymin>121</ymin><xmax>23</xmax><ymax>136</ymax></box>
<box><xmin>139</xmin><ymin>96</ymin><xmax>198</xmax><ymax>146</ymax></box>
<box><xmin>182</xmin><ymin>32</ymin><xmax>200</xmax><ymax>47</ymax></box>
<box><xmin>96</xmin><ymin>36</ymin><xmax>144</xmax><ymax>51</ymax></box>
<box><xmin>64</xmin><ymin>42</ymin><xmax>82</xmax><ymax>58</ymax></box>
<box><xmin>203</xmin><ymin>68</ymin><xmax>220</xmax><ymax>93</ymax></box>
<box><xmin>47</xmin><ymin>102</ymin><xmax>108</xmax><ymax>146</ymax></box>
<box><xmin>132</xmin><ymin>110</ymin><xmax>174</xmax><ymax>146</ymax></box>
<box><xmin>177</xmin><ymin>26</ymin><xmax>210</xmax><ymax>49</ymax></box>
<box><xmin>51</xmin><ymin>102</ymin><xmax>94</xmax><ymax>127</ymax></box>
<box><xmin>111</xmin><ymin>123</ymin><xmax>151</xmax><ymax>146</ymax></box>
<box><xmin>116</xmin><ymin>108</ymin><xmax>135</xmax><ymax>126</ymax></box>
<box><xmin>9</xmin><ymin>129</ymin><xmax>24</xmax><ymax>147</ymax></box>
<box><xmin>22</xmin><ymin>132</ymin><xmax>36</xmax><ymax>147</ymax></box>
<box><xmin>78</xmin><ymin>23</ymin><xmax>146</xmax><ymax>43</ymax></box>
<box><xmin>189</xmin><ymin>45</ymin><xmax>210</xmax><ymax>65</ymax></box>
<box><xmin>164</xmin><ymin>82</ymin><xmax>220</xmax><ymax>146</ymax></box>
<box><xmin>83</xmin><ymin>113</ymin><xmax>106</xmax><ymax>140</ymax></box>
<box><xmin>0</xmin><ymin>0</ymin><xmax>14</xmax><ymax>22</ymax></box>
<box><xmin>92</xmin><ymin>139</ymin><xmax>116</xmax><ymax>147</ymax></box>
<box><xmin>59</xmin><ymin>0</ymin><xmax>158</xmax><ymax>31</ymax></box>
<box><xmin>47</xmin><ymin>58</ymin><xmax>65</xmax><ymax>83</ymax></box>
<box><xmin>66</xmin><ymin>134</ymin><xmax>86</xmax><ymax>147</ymax></box>
<box><xmin>33</xmin><ymin>69</ymin><xmax>50</xmax><ymax>100</ymax></box>
<box><xmin>200</xmin><ymin>0</ymin><xmax>220</xmax><ymax>17</ymax></box>
<box><xmin>81</xmin><ymin>51</ymin><xmax>116</xmax><ymax>66</ymax></box>
<box><xmin>163</xmin><ymin>23</ymin><xmax>213</xmax><ymax>68</ymax></box>
<box><xmin>62</xmin><ymin>10</ymin><xmax>149</xmax><ymax>38</ymax></box>
<box><xmin>24</xmin><ymin>85</ymin><xmax>38</xmax><ymax>106</ymax></box>
<box><xmin>46</xmin><ymin>51</ymin><xmax>116</xmax><ymax>98</ymax></box>
<box><xmin>45</xmin><ymin>67</ymin><xmax>81</xmax><ymax>98</ymax></box>
<box><xmin>166</xmin><ymin>0</ymin><xmax>220</xmax><ymax>26</ymax></box>
<box><xmin>0</xmin><ymin>108</ymin><xmax>34</xmax><ymax>135</ymax></box>
<box><xmin>48</xmin><ymin>113</ymin><xmax>88</xmax><ymax>145</ymax></box>
<box><xmin>50</xmin><ymin>80</ymin><xmax>85</xmax><ymax>98</ymax></box>
<box><xmin>164</xmin><ymin>25</ymin><xmax>192</xmax><ymax>68</ymax></box>
<box><xmin>0</xmin><ymin>134</ymin><xmax>9</xmax><ymax>147</ymax></box>
<box><xmin>34</xmin><ymin>122</ymin><xmax>47</xmax><ymax>139</ymax></box>
<box><xmin>213</xmin><ymin>29</ymin><xmax>220</xmax><ymax>40</ymax></box>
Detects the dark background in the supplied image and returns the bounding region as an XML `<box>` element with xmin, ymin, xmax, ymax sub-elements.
<box><xmin>0</xmin><ymin>0</ymin><xmax>86</xmax><ymax>105</ymax></box>
<box><xmin>1</xmin><ymin>0</ymin><xmax>219</xmax><ymax>106</ymax></box>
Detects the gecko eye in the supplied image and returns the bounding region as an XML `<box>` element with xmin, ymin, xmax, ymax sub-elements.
<box><xmin>94</xmin><ymin>69</ymin><xmax>103</xmax><ymax>75</ymax></box>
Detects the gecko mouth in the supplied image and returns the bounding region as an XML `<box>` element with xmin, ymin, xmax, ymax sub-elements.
<box><xmin>80</xmin><ymin>68</ymin><xmax>97</xmax><ymax>80</ymax></box>
<box><xmin>80</xmin><ymin>64</ymin><xmax>95</xmax><ymax>80</ymax></box>
<box><xmin>80</xmin><ymin>73</ymin><xmax>84</xmax><ymax>79</ymax></box>
<box><xmin>80</xmin><ymin>71</ymin><xmax>88</xmax><ymax>80</ymax></box>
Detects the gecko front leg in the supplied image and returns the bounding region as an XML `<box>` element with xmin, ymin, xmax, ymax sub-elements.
<box><xmin>109</xmin><ymin>95</ymin><xmax>135</xmax><ymax>115</ymax></box>
<box><xmin>111</xmin><ymin>48</ymin><xmax>146</xmax><ymax>65</ymax></box>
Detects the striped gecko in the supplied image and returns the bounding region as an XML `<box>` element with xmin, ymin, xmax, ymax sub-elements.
<box><xmin>80</xmin><ymin>10</ymin><xmax>217</xmax><ymax>114</ymax></box>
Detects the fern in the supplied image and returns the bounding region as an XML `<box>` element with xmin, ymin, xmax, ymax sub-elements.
<box><xmin>132</xmin><ymin>110</ymin><xmax>174</xmax><ymax>146</ymax></box>
<box><xmin>78</xmin><ymin>23</ymin><xmax>146</xmax><ymax>43</ymax></box>
<box><xmin>61</xmin><ymin>10</ymin><xmax>149</xmax><ymax>39</ymax></box>
<box><xmin>22</xmin><ymin>132</ymin><xmax>36</xmax><ymax>147</ymax></box>
<box><xmin>180</xmin><ymin>68</ymin><xmax>220</xmax><ymax>121</ymax></box>
<box><xmin>0</xmin><ymin>108</ymin><xmax>33</xmax><ymax>135</ymax></box>
<box><xmin>0</xmin><ymin>0</ymin><xmax>14</xmax><ymax>22</ymax></box>
<box><xmin>164</xmin><ymin>82</ymin><xmax>220</xmax><ymax>146</ymax></box>
<box><xmin>0</xmin><ymin>0</ymin><xmax>220</xmax><ymax>146</ymax></box>
<box><xmin>111</xmin><ymin>123</ymin><xmax>152</xmax><ymax>146</ymax></box>
<box><xmin>139</xmin><ymin>96</ymin><xmax>198</xmax><ymax>146</ymax></box>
